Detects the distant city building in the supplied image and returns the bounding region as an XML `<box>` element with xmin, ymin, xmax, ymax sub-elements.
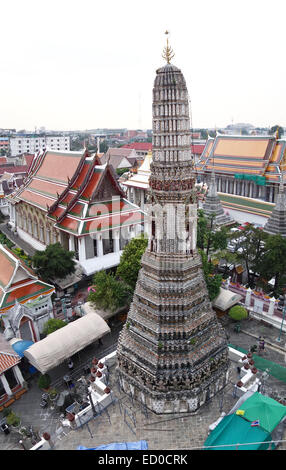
<box><xmin>122</xmin><ymin>142</ymin><xmax>205</xmax><ymax>160</ymax></box>
<box><xmin>121</xmin><ymin>142</ymin><xmax>152</xmax><ymax>157</ymax></box>
<box><xmin>100</xmin><ymin>147</ymin><xmax>144</xmax><ymax>171</ymax></box>
<box><xmin>10</xmin><ymin>135</ymin><xmax>70</xmax><ymax>156</ymax></box>
<box><xmin>0</xmin><ymin>137</ymin><xmax>9</xmax><ymax>152</ymax></box>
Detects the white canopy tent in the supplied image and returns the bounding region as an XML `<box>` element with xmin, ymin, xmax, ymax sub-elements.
<box><xmin>23</xmin><ymin>312</ymin><xmax>110</xmax><ymax>374</ymax></box>
<box><xmin>212</xmin><ymin>287</ymin><xmax>243</xmax><ymax>312</ymax></box>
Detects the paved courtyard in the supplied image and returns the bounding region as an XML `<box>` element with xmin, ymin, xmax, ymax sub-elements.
<box><xmin>0</xmin><ymin>316</ymin><xmax>286</xmax><ymax>451</ymax></box>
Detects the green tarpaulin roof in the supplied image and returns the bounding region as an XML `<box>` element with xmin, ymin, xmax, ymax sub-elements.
<box><xmin>204</xmin><ymin>393</ymin><xmax>286</xmax><ymax>450</ymax></box>
<box><xmin>203</xmin><ymin>413</ymin><xmax>271</xmax><ymax>450</ymax></box>
<box><xmin>239</xmin><ymin>392</ymin><xmax>286</xmax><ymax>433</ymax></box>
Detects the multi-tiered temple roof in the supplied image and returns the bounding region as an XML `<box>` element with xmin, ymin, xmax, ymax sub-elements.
<box><xmin>0</xmin><ymin>244</ymin><xmax>54</xmax><ymax>314</ymax></box>
<box><xmin>11</xmin><ymin>149</ymin><xmax>143</xmax><ymax>238</ymax></box>
<box><xmin>196</xmin><ymin>134</ymin><xmax>286</xmax><ymax>184</ymax></box>
<box><xmin>117</xmin><ymin>41</ymin><xmax>229</xmax><ymax>414</ymax></box>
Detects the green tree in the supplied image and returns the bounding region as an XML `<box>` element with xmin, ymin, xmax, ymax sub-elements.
<box><xmin>88</xmin><ymin>270</ymin><xmax>132</xmax><ymax>312</ymax></box>
<box><xmin>216</xmin><ymin>249</ymin><xmax>238</xmax><ymax>278</ymax></box>
<box><xmin>197</xmin><ymin>209</ymin><xmax>208</xmax><ymax>250</ymax></box>
<box><xmin>116</xmin><ymin>234</ymin><xmax>148</xmax><ymax>290</ymax></box>
<box><xmin>32</xmin><ymin>243</ymin><xmax>76</xmax><ymax>281</ymax></box>
<box><xmin>257</xmin><ymin>234</ymin><xmax>286</xmax><ymax>295</ymax></box>
<box><xmin>200</xmin><ymin>129</ymin><xmax>208</xmax><ymax>140</ymax></box>
<box><xmin>229</xmin><ymin>305</ymin><xmax>248</xmax><ymax>321</ymax></box>
<box><xmin>42</xmin><ymin>318</ymin><xmax>67</xmax><ymax>336</ymax></box>
<box><xmin>270</xmin><ymin>125</ymin><xmax>284</xmax><ymax>139</ymax></box>
<box><xmin>37</xmin><ymin>373</ymin><xmax>51</xmax><ymax>390</ymax></box>
<box><xmin>99</xmin><ymin>140</ymin><xmax>109</xmax><ymax>153</ymax></box>
<box><xmin>234</xmin><ymin>225</ymin><xmax>267</xmax><ymax>287</ymax></box>
<box><xmin>199</xmin><ymin>249</ymin><xmax>222</xmax><ymax>301</ymax></box>
<box><xmin>197</xmin><ymin>210</ymin><xmax>229</xmax><ymax>256</ymax></box>
<box><xmin>116</xmin><ymin>167</ymin><xmax>130</xmax><ymax>176</ymax></box>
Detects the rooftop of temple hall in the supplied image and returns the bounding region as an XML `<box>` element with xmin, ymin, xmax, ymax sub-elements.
<box><xmin>9</xmin><ymin>148</ymin><xmax>143</xmax><ymax>238</ymax></box>
<box><xmin>195</xmin><ymin>134</ymin><xmax>286</xmax><ymax>184</ymax></box>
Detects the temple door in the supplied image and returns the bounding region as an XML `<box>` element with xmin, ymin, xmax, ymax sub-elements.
<box><xmin>19</xmin><ymin>316</ymin><xmax>35</xmax><ymax>342</ymax></box>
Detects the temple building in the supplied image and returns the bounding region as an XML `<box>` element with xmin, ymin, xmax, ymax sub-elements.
<box><xmin>263</xmin><ymin>177</ymin><xmax>286</xmax><ymax>237</ymax></box>
<box><xmin>8</xmin><ymin>149</ymin><xmax>143</xmax><ymax>277</ymax></box>
<box><xmin>196</xmin><ymin>133</ymin><xmax>286</xmax><ymax>203</ymax></box>
<box><xmin>0</xmin><ymin>244</ymin><xmax>55</xmax><ymax>342</ymax></box>
<box><xmin>122</xmin><ymin>150</ymin><xmax>152</xmax><ymax>209</ymax></box>
<box><xmin>0</xmin><ymin>334</ymin><xmax>27</xmax><ymax>409</ymax></box>
<box><xmin>202</xmin><ymin>169</ymin><xmax>234</xmax><ymax>227</ymax></box>
<box><xmin>117</xmin><ymin>38</ymin><xmax>229</xmax><ymax>414</ymax></box>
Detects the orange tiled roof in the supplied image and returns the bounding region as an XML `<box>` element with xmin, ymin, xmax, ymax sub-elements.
<box><xmin>0</xmin><ymin>334</ymin><xmax>21</xmax><ymax>373</ymax></box>
<box><xmin>36</xmin><ymin>150</ymin><xmax>85</xmax><ymax>184</ymax></box>
<box><xmin>196</xmin><ymin>135</ymin><xmax>286</xmax><ymax>183</ymax></box>
<box><xmin>0</xmin><ymin>281</ymin><xmax>54</xmax><ymax>311</ymax></box>
<box><xmin>0</xmin><ymin>352</ymin><xmax>21</xmax><ymax>374</ymax></box>
<box><xmin>11</xmin><ymin>149</ymin><xmax>143</xmax><ymax>238</ymax></box>
<box><xmin>0</xmin><ymin>245</ymin><xmax>55</xmax><ymax>312</ymax></box>
<box><xmin>0</xmin><ymin>248</ymin><xmax>16</xmax><ymax>289</ymax></box>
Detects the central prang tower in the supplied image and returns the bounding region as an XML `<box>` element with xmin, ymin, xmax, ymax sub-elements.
<box><xmin>117</xmin><ymin>36</ymin><xmax>229</xmax><ymax>414</ymax></box>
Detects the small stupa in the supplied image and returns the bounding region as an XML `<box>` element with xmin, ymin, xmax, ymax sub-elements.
<box><xmin>264</xmin><ymin>175</ymin><xmax>286</xmax><ymax>237</ymax></box>
<box><xmin>202</xmin><ymin>168</ymin><xmax>234</xmax><ymax>227</ymax></box>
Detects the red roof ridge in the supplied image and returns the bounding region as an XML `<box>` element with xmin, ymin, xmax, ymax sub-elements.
<box><xmin>47</xmin><ymin>149</ymin><xmax>90</xmax><ymax>216</ymax></box>
<box><xmin>54</xmin><ymin>154</ymin><xmax>99</xmax><ymax>223</ymax></box>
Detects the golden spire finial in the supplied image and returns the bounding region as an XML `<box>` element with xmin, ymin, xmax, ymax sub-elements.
<box><xmin>276</xmin><ymin>126</ymin><xmax>280</xmax><ymax>140</ymax></box>
<box><xmin>162</xmin><ymin>30</ymin><xmax>175</xmax><ymax>64</ymax></box>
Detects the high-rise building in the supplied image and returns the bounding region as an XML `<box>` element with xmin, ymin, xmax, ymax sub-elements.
<box><xmin>10</xmin><ymin>135</ymin><xmax>70</xmax><ymax>156</ymax></box>
<box><xmin>117</xmin><ymin>39</ymin><xmax>229</xmax><ymax>414</ymax></box>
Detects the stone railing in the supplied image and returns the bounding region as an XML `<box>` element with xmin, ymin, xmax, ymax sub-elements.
<box><xmin>222</xmin><ymin>279</ymin><xmax>286</xmax><ymax>333</ymax></box>
<box><xmin>228</xmin><ymin>347</ymin><xmax>260</xmax><ymax>397</ymax></box>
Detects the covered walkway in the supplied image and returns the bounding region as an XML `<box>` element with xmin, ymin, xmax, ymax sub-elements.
<box><xmin>24</xmin><ymin>312</ymin><xmax>110</xmax><ymax>374</ymax></box>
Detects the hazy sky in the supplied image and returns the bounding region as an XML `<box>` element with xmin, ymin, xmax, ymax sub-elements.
<box><xmin>1</xmin><ymin>0</ymin><xmax>286</xmax><ymax>131</ymax></box>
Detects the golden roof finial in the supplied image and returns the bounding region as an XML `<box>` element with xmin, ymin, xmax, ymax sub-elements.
<box><xmin>276</xmin><ymin>126</ymin><xmax>280</xmax><ymax>140</ymax></box>
<box><xmin>162</xmin><ymin>30</ymin><xmax>175</xmax><ymax>64</ymax></box>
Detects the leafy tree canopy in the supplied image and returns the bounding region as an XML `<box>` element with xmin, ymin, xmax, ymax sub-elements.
<box><xmin>229</xmin><ymin>305</ymin><xmax>248</xmax><ymax>321</ymax></box>
<box><xmin>32</xmin><ymin>243</ymin><xmax>76</xmax><ymax>281</ymax></box>
<box><xmin>199</xmin><ymin>249</ymin><xmax>222</xmax><ymax>301</ymax></box>
<box><xmin>257</xmin><ymin>234</ymin><xmax>286</xmax><ymax>295</ymax></box>
<box><xmin>42</xmin><ymin>318</ymin><xmax>67</xmax><ymax>336</ymax></box>
<box><xmin>88</xmin><ymin>270</ymin><xmax>132</xmax><ymax>312</ymax></box>
<box><xmin>116</xmin><ymin>167</ymin><xmax>130</xmax><ymax>176</ymax></box>
<box><xmin>234</xmin><ymin>225</ymin><xmax>267</xmax><ymax>288</ymax></box>
<box><xmin>99</xmin><ymin>140</ymin><xmax>109</xmax><ymax>153</ymax></box>
<box><xmin>197</xmin><ymin>210</ymin><xmax>229</xmax><ymax>255</ymax></box>
<box><xmin>270</xmin><ymin>125</ymin><xmax>284</xmax><ymax>139</ymax></box>
<box><xmin>116</xmin><ymin>234</ymin><xmax>148</xmax><ymax>290</ymax></box>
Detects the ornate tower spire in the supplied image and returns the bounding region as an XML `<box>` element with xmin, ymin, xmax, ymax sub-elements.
<box><xmin>117</xmin><ymin>47</ymin><xmax>229</xmax><ymax>414</ymax></box>
<box><xmin>162</xmin><ymin>30</ymin><xmax>175</xmax><ymax>64</ymax></box>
